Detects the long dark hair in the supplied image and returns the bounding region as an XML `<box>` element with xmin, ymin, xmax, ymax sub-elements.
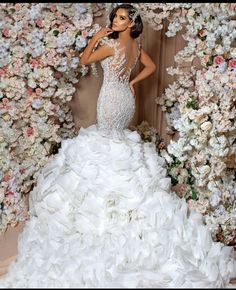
<box><xmin>108</xmin><ymin>4</ymin><xmax>143</xmax><ymax>39</ymax></box>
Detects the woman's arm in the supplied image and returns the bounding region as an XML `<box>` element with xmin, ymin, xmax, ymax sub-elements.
<box><xmin>80</xmin><ymin>27</ymin><xmax>114</xmax><ymax>65</ymax></box>
<box><xmin>129</xmin><ymin>48</ymin><xmax>156</xmax><ymax>96</ymax></box>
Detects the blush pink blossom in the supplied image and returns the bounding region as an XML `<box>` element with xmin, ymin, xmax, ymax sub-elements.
<box><xmin>228</xmin><ymin>59</ymin><xmax>236</xmax><ymax>69</ymax></box>
<box><xmin>50</xmin><ymin>4</ymin><xmax>57</xmax><ymax>13</ymax></box>
<box><xmin>29</xmin><ymin>59</ymin><xmax>39</xmax><ymax>67</ymax></box>
<box><xmin>35</xmin><ymin>88</ymin><xmax>42</xmax><ymax>95</ymax></box>
<box><xmin>26</xmin><ymin>127</ymin><xmax>34</xmax><ymax>136</ymax></box>
<box><xmin>6</xmin><ymin>190</ymin><xmax>14</xmax><ymax>196</ymax></box>
<box><xmin>27</xmin><ymin>87</ymin><xmax>34</xmax><ymax>95</ymax></box>
<box><xmin>36</xmin><ymin>17</ymin><xmax>43</xmax><ymax>28</ymax></box>
<box><xmin>2</xmin><ymin>175</ymin><xmax>11</xmax><ymax>182</ymax></box>
<box><xmin>198</xmin><ymin>29</ymin><xmax>207</xmax><ymax>37</ymax></box>
<box><xmin>213</xmin><ymin>55</ymin><xmax>225</xmax><ymax>65</ymax></box>
<box><xmin>2</xmin><ymin>27</ymin><xmax>10</xmax><ymax>37</ymax></box>
<box><xmin>59</xmin><ymin>25</ymin><xmax>65</xmax><ymax>33</ymax></box>
<box><xmin>54</xmin><ymin>71</ymin><xmax>63</xmax><ymax>79</ymax></box>
<box><xmin>0</xmin><ymin>69</ymin><xmax>6</xmax><ymax>76</ymax></box>
<box><xmin>2</xmin><ymin>98</ymin><xmax>9</xmax><ymax>105</ymax></box>
<box><xmin>15</xmin><ymin>3</ymin><xmax>21</xmax><ymax>11</ymax></box>
<box><xmin>82</xmin><ymin>30</ymin><xmax>88</xmax><ymax>38</ymax></box>
<box><xmin>20</xmin><ymin>168</ymin><xmax>26</xmax><ymax>174</ymax></box>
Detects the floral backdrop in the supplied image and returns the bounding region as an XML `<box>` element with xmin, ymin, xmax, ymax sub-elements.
<box><xmin>0</xmin><ymin>3</ymin><xmax>235</xmax><ymax>248</ymax></box>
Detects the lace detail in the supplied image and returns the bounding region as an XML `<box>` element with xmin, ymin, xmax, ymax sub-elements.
<box><xmin>97</xmin><ymin>38</ymin><xmax>140</xmax><ymax>138</ymax></box>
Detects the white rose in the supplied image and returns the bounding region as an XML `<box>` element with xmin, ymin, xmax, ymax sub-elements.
<box><xmin>229</xmin><ymin>48</ymin><xmax>236</xmax><ymax>58</ymax></box>
<box><xmin>28</xmin><ymin>79</ymin><xmax>37</xmax><ymax>88</ymax></box>
<box><xmin>205</xmin><ymin>70</ymin><xmax>214</xmax><ymax>81</ymax></box>
<box><xmin>199</xmin><ymin>165</ymin><xmax>211</xmax><ymax>176</ymax></box>
<box><xmin>215</xmin><ymin>45</ymin><xmax>224</xmax><ymax>55</ymax></box>
<box><xmin>209</xmin><ymin>193</ymin><xmax>221</xmax><ymax>207</ymax></box>
<box><xmin>200</xmin><ymin>121</ymin><xmax>212</xmax><ymax>131</ymax></box>
<box><xmin>220</xmin><ymin>74</ymin><xmax>229</xmax><ymax>84</ymax></box>
<box><xmin>166</xmin><ymin>100</ymin><xmax>173</xmax><ymax>107</ymax></box>
<box><xmin>187</xmin><ymin>8</ymin><xmax>195</xmax><ymax>17</ymax></box>
<box><xmin>0</xmin><ymin>188</ymin><xmax>4</xmax><ymax>202</ymax></box>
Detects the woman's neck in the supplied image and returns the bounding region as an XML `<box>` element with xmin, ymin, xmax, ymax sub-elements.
<box><xmin>118</xmin><ymin>29</ymin><xmax>133</xmax><ymax>42</ymax></box>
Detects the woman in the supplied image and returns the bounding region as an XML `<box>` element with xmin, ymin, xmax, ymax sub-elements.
<box><xmin>0</xmin><ymin>4</ymin><xmax>235</xmax><ymax>288</ymax></box>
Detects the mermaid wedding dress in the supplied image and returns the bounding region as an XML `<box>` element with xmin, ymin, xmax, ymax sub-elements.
<box><xmin>0</xmin><ymin>38</ymin><xmax>235</xmax><ymax>288</ymax></box>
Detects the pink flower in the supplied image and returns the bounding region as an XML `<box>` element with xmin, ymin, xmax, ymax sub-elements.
<box><xmin>35</xmin><ymin>88</ymin><xmax>42</xmax><ymax>95</ymax></box>
<box><xmin>213</xmin><ymin>55</ymin><xmax>225</xmax><ymax>65</ymax></box>
<box><xmin>36</xmin><ymin>17</ymin><xmax>43</xmax><ymax>28</ymax></box>
<box><xmin>20</xmin><ymin>168</ymin><xmax>26</xmax><ymax>174</ymax></box>
<box><xmin>198</xmin><ymin>96</ymin><xmax>205</xmax><ymax>103</ymax></box>
<box><xmin>15</xmin><ymin>3</ymin><xmax>21</xmax><ymax>11</ymax></box>
<box><xmin>82</xmin><ymin>30</ymin><xmax>88</xmax><ymax>38</ymax></box>
<box><xmin>198</xmin><ymin>29</ymin><xmax>207</xmax><ymax>37</ymax></box>
<box><xmin>27</xmin><ymin>87</ymin><xmax>34</xmax><ymax>95</ymax></box>
<box><xmin>54</xmin><ymin>71</ymin><xmax>63</xmax><ymax>79</ymax></box>
<box><xmin>26</xmin><ymin>127</ymin><xmax>34</xmax><ymax>136</ymax></box>
<box><xmin>6</xmin><ymin>190</ymin><xmax>14</xmax><ymax>196</ymax></box>
<box><xmin>2</xmin><ymin>27</ymin><xmax>10</xmax><ymax>37</ymax></box>
<box><xmin>29</xmin><ymin>59</ymin><xmax>39</xmax><ymax>67</ymax></box>
<box><xmin>59</xmin><ymin>25</ymin><xmax>65</xmax><ymax>33</ymax></box>
<box><xmin>0</xmin><ymin>69</ymin><xmax>6</xmax><ymax>76</ymax></box>
<box><xmin>2</xmin><ymin>97</ymin><xmax>9</xmax><ymax>105</ymax></box>
<box><xmin>2</xmin><ymin>175</ymin><xmax>11</xmax><ymax>182</ymax></box>
<box><xmin>50</xmin><ymin>4</ymin><xmax>57</xmax><ymax>13</ymax></box>
<box><xmin>228</xmin><ymin>59</ymin><xmax>236</xmax><ymax>69</ymax></box>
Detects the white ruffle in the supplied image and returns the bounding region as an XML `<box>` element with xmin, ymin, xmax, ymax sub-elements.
<box><xmin>0</xmin><ymin>125</ymin><xmax>235</xmax><ymax>288</ymax></box>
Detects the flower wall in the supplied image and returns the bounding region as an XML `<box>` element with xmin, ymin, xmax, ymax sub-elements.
<box><xmin>133</xmin><ymin>3</ymin><xmax>236</xmax><ymax>246</ymax></box>
<box><xmin>0</xmin><ymin>3</ymin><xmax>235</xmax><ymax>247</ymax></box>
<box><xmin>0</xmin><ymin>3</ymin><xmax>105</xmax><ymax>231</ymax></box>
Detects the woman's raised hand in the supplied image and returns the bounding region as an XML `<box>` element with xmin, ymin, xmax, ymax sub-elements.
<box><xmin>93</xmin><ymin>27</ymin><xmax>113</xmax><ymax>41</ymax></box>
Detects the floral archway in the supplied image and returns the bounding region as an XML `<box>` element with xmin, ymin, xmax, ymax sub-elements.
<box><xmin>0</xmin><ymin>3</ymin><xmax>235</xmax><ymax>247</ymax></box>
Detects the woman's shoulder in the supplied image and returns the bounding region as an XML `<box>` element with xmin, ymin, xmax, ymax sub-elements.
<box><xmin>99</xmin><ymin>37</ymin><xmax>117</xmax><ymax>48</ymax></box>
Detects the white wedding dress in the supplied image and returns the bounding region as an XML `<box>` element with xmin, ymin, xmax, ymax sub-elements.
<box><xmin>0</xmin><ymin>38</ymin><xmax>235</xmax><ymax>288</ymax></box>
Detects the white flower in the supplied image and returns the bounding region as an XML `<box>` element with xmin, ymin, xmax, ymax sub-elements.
<box><xmin>220</xmin><ymin>74</ymin><xmax>229</xmax><ymax>84</ymax></box>
<box><xmin>200</xmin><ymin>121</ymin><xmax>212</xmax><ymax>131</ymax></box>
<box><xmin>215</xmin><ymin>45</ymin><xmax>224</xmax><ymax>55</ymax></box>
<box><xmin>199</xmin><ymin>165</ymin><xmax>211</xmax><ymax>176</ymax></box>
<box><xmin>205</xmin><ymin>70</ymin><xmax>214</xmax><ymax>81</ymax></box>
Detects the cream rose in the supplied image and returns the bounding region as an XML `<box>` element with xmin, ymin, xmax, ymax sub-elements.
<box><xmin>200</xmin><ymin>121</ymin><xmax>212</xmax><ymax>131</ymax></box>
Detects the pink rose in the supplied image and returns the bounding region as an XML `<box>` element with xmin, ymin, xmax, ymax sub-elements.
<box><xmin>27</xmin><ymin>87</ymin><xmax>34</xmax><ymax>95</ymax></box>
<box><xmin>50</xmin><ymin>4</ymin><xmax>57</xmax><ymax>13</ymax></box>
<box><xmin>2</xmin><ymin>175</ymin><xmax>11</xmax><ymax>182</ymax></box>
<box><xmin>35</xmin><ymin>88</ymin><xmax>42</xmax><ymax>95</ymax></box>
<box><xmin>0</xmin><ymin>69</ymin><xmax>6</xmax><ymax>76</ymax></box>
<box><xmin>54</xmin><ymin>71</ymin><xmax>63</xmax><ymax>79</ymax></box>
<box><xmin>59</xmin><ymin>25</ymin><xmax>65</xmax><ymax>33</ymax></box>
<box><xmin>20</xmin><ymin>168</ymin><xmax>26</xmax><ymax>174</ymax></box>
<box><xmin>213</xmin><ymin>55</ymin><xmax>225</xmax><ymax>65</ymax></box>
<box><xmin>15</xmin><ymin>3</ymin><xmax>21</xmax><ymax>11</ymax></box>
<box><xmin>6</xmin><ymin>190</ymin><xmax>14</xmax><ymax>196</ymax></box>
<box><xmin>2</xmin><ymin>27</ymin><xmax>10</xmax><ymax>37</ymax></box>
<box><xmin>198</xmin><ymin>29</ymin><xmax>207</xmax><ymax>37</ymax></box>
<box><xmin>228</xmin><ymin>59</ymin><xmax>236</xmax><ymax>69</ymax></box>
<box><xmin>26</xmin><ymin>127</ymin><xmax>34</xmax><ymax>136</ymax></box>
<box><xmin>36</xmin><ymin>17</ymin><xmax>43</xmax><ymax>28</ymax></box>
<box><xmin>82</xmin><ymin>30</ymin><xmax>88</xmax><ymax>38</ymax></box>
<box><xmin>2</xmin><ymin>98</ymin><xmax>9</xmax><ymax>105</ymax></box>
<box><xmin>29</xmin><ymin>59</ymin><xmax>39</xmax><ymax>67</ymax></box>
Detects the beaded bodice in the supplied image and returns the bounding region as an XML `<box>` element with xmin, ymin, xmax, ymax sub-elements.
<box><xmin>97</xmin><ymin>38</ymin><xmax>140</xmax><ymax>137</ymax></box>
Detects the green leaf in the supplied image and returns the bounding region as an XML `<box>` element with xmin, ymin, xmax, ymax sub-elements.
<box><xmin>53</xmin><ymin>30</ymin><xmax>60</xmax><ymax>37</ymax></box>
<box><xmin>190</xmin><ymin>187</ymin><xmax>198</xmax><ymax>200</ymax></box>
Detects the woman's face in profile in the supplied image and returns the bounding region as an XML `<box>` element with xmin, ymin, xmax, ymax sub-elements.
<box><xmin>111</xmin><ymin>8</ymin><xmax>132</xmax><ymax>32</ymax></box>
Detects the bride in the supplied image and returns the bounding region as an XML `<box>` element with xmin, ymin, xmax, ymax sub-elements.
<box><xmin>0</xmin><ymin>3</ymin><xmax>235</xmax><ymax>288</ymax></box>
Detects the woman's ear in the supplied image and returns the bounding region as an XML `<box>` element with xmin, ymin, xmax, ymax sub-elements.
<box><xmin>128</xmin><ymin>20</ymin><xmax>135</xmax><ymax>28</ymax></box>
